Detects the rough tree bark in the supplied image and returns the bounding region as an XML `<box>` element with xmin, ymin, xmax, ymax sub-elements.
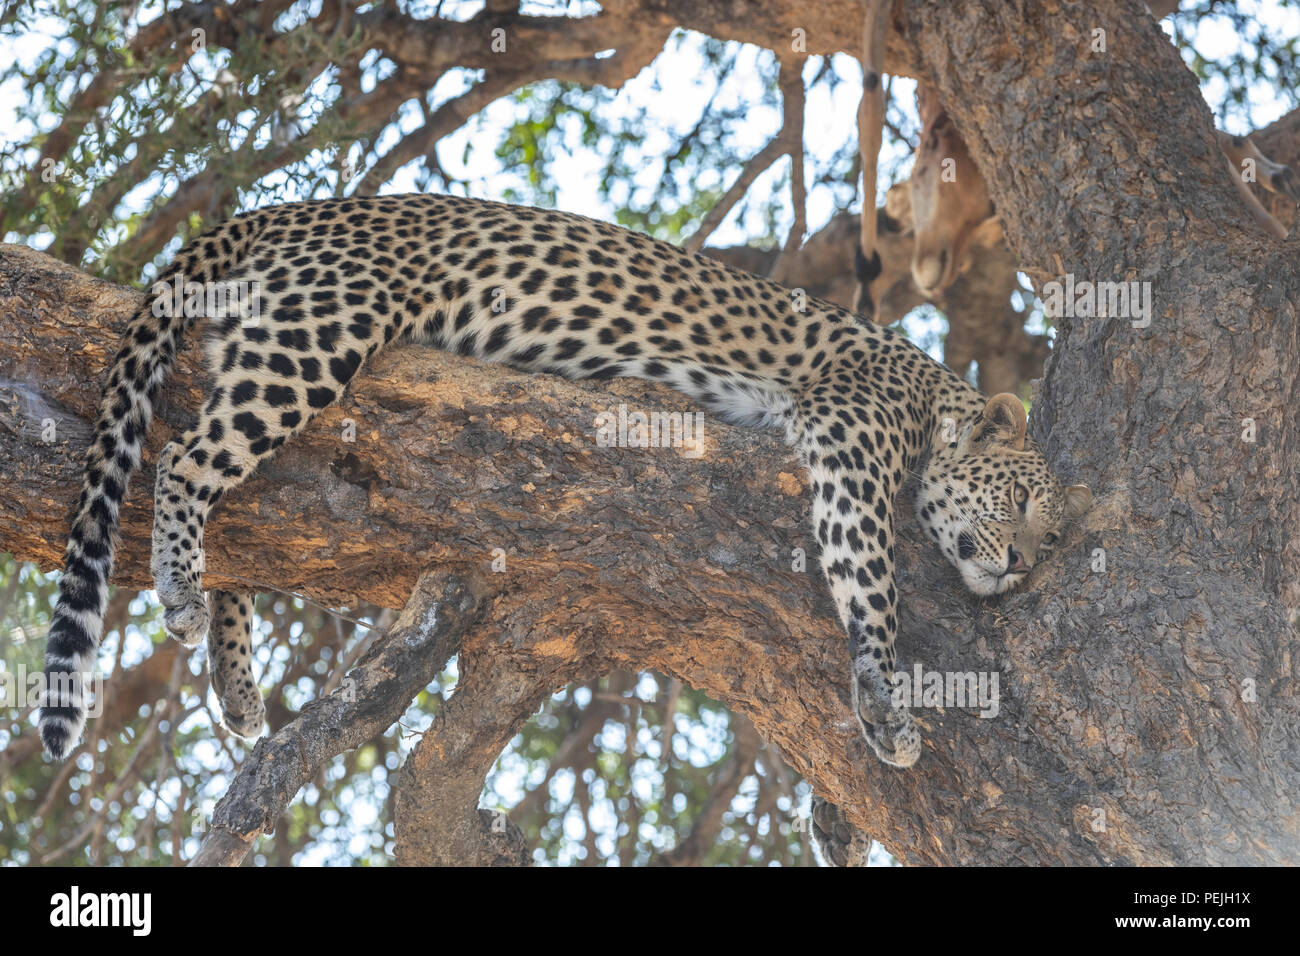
<box><xmin>899</xmin><ymin>0</ymin><xmax>1300</xmax><ymax>861</ymax></box>
<box><xmin>1</xmin><ymin>0</ymin><xmax>1297</xmax><ymax>865</ymax></box>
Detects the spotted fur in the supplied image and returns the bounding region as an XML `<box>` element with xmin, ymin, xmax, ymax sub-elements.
<box><xmin>41</xmin><ymin>194</ymin><xmax>1090</xmax><ymax>783</ymax></box>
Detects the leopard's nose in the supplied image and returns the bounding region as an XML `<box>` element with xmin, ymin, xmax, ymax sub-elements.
<box><xmin>1007</xmin><ymin>547</ymin><xmax>1032</xmax><ymax>575</ymax></box>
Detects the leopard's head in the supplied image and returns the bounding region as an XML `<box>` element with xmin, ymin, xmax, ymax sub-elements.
<box><xmin>916</xmin><ymin>393</ymin><xmax>1091</xmax><ymax>596</ymax></box>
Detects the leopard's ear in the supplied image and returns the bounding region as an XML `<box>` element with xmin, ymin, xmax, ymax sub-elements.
<box><xmin>973</xmin><ymin>393</ymin><xmax>1027</xmax><ymax>450</ymax></box>
<box><xmin>1063</xmin><ymin>484</ymin><xmax>1092</xmax><ymax>520</ymax></box>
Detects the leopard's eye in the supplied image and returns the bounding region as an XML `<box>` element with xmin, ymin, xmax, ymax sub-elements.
<box><xmin>1041</xmin><ymin>532</ymin><xmax>1058</xmax><ymax>547</ymax></box>
<box><xmin>1011</xmin><ymin>482</ymin><xmax>1029</xmax><ymax>511</ymax></box>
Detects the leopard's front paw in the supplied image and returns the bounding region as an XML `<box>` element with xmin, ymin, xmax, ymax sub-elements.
<box><xmin>810</xmin><ymin>795</ymin><xmax>873</xmax><ymax>867</ymax></box>
<box><xmin>854</xmin><ymin>678</ymin><xmax>921</xmax><ymax>768</ymax></box>
<box><xmin>861</xmin><ymin>705</ymin><xmax>921</xmax><ymax>768</ymax></box>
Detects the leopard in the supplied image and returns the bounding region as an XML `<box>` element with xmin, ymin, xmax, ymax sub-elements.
<box><xmin>38</xmin><ymin>193</ymin><xmax>1090</xmax><ymax>862</ymax></box>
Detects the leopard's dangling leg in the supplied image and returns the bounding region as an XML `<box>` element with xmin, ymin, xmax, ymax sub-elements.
<box><xmin>151</xmin><ymin>440</ymin><xmax>214</xmax><ymax>646</ymax></box>
<box><xmin>150</xmin><ymin>299</ymin><xmax>374</xmax><ymax>648</ymax></box>
<box><xmin>207</xmin><ymin>590</ymin><xmax>264</xmax><ymax>738</ymax></box>
<box><xmin>149</xmin><ymin>422</ymin><xmax>280</xmax><ymax>647</ymax></box>
<box><xmin>804</xmin><ymin>413</ymin><xmax>921</xmax><ymax>768</ymax></box>
<box><xmin>153</xmin><ymin>435</ymin><xmax>264</xmax><ymax>734</ymax></box>
<box><xmin>837</xmin><ymin>506</ymin><xmax>920</xmax><ymax>769</ymax></box>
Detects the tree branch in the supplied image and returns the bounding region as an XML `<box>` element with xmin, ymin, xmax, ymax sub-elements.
<box><xmin>188</xmin><ymin>568</ymin><xmax>492</xmax><ymax>866</ymax></box>
<box><xmin>769</xmin><ymin>55</ymin><xmax>808</xmax><ymax>286</ymax></box>
<box><xmin>684</xmin><ymin>54</ymin><xmax>809</xmax><ymax>256</ymax></box>
<box><xmin>391</xmin><ymin>600</ymin><xmax>552</xmax><ymax>866</ymax></box>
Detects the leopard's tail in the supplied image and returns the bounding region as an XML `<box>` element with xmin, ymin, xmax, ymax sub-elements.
<box><xmin>40</xmin><ymin>212</ymin><xmax>264</xmax><ymax>760</ymax></box>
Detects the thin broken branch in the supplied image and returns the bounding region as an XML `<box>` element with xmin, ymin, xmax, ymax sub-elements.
<box><xmin>188</xmin><ymin>570</ymin><xmax>494</xmax><ymax>867</ymax></box>
<box><xmin>769</xmin><ymin>55</ymin><xmax>808</xmax><ymax>286</ymax></box>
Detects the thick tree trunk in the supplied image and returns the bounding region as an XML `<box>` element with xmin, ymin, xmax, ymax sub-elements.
<box><xmin>1</xmin><ymin>0</ymin><xmax>1296</xmax><ymax>866</ymax></box>
<box><xmin>898</xmin><ymin>0</ymin><xmax>1300</xmax><ymax>861</ymax></box>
